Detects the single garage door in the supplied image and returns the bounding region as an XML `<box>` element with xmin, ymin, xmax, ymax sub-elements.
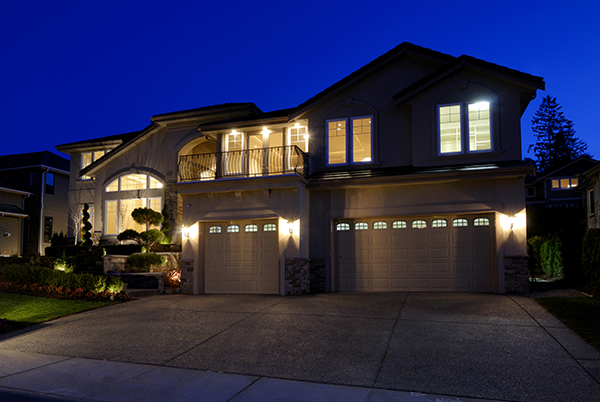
<box><xmin>335</xmin><ymin>215</ymin><xmax>495</xmax><ymax>292</ymax></box>
<box><xmin>205</xmin><ymin>220</ymin><xmax>279</xmax><ymax>294</ymax></box>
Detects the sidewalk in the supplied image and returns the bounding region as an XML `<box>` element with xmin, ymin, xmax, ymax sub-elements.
<box><xmin>0</xmin><ymin>349</ymin><xmax>499</xmax><ymax>402</ymax></box>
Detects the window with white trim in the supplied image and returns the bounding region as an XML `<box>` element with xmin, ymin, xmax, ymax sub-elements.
<box><xmin>373</xmin><ymin>222</ymin><xmax>387</xmax><ymax>230</ymax></box>
<box><xmin>412</xmin><ymin>220</ymin><xmax>427</xmax><ymax>229</ymax></box>
<box><xmin>81</xmin><ymin>150</ymin><xmax>106</xmax><ymax>180</ymax></box>
<box><xmin>263</xmin><ymin>223</ymin><xmax>277</xmax><ymax>232</ymax></box>
<box><xmin>227</xmin><ymin>225</ymin><xmax>240</xmax><ymax>233</ymax></box>
<box><xmin>392</xmin><ymin>221</ymin><xmax>407</xmax><ymax>229</ymax></box>
<box><xmin>245</xmin><ymin>224</ymin><xmax>258</xmax><ymax>232</ymax></box>
<box><xmin>327</xmin><ymin>116</ymin><xmax>372</xmax><ymax>165</ymax></box>
<box><xmin>336</xmin><ymin>223</ymin><xmax>350</xmax><ymax>231</ymax></box>
<box><xmin>355</xmin><ymin>222</ymin><xmax>368</xmax><ymax>230</ymax></box>
<box><xmin>439</xmin><ymin>102</ymin><xmax>491</xmax><ymax>154</ymax></box>
<box><xmin>432</xmin><ymin>219</ymin><xmax>447</xmax><ymax>228</ymax></box>
<box><xmin>209</xmin><ymin>226</ymin><xmax>221</xmax><ymax>234</ymax></box>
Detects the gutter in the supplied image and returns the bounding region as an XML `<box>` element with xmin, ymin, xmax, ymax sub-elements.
<box><xmin>22</xmin><ymin>192</ymin><xmax>31</xmax><ymax>256</ymax></box>
<box><xmin>39</xmin><ymin>167</ymin><xmax>49</xmax><ymax>255</ymax></box>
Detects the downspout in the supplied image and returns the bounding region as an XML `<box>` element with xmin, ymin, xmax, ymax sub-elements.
<box><xmin>21</xmin><ymin>193</ymin><xmax>31</xmax><ymax>256</ymax></box>
<box><xmin>39</xmin><ymin>167</ymin><xmax>49</xmax><ymax>255</ymax></box>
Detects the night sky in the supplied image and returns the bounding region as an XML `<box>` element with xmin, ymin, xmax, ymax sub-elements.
<box><xmin>1</xmin><ymin>1</ymin><xmax>598</xmax><ymax>161</ymax></box>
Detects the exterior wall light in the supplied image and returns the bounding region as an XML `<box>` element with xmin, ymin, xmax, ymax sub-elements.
<box><xmin>262</xmin><ymin>127</ymin><xmax>270</xmax><ymax>138</ymax></box>
<box><xmin>182</xmin><ymin>226</ymin><xmax>189</xmax><ymax>238</ymax></box>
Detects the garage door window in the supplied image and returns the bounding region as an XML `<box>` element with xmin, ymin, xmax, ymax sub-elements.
<box><xmin>453</xmin><ymin>218</ymin><xmax>468</xmax><ymax>227</ymax></box>
<box><xmin>412</xmin><ymin>220</ymin><xmax>427</xmax><ymax>229</ymax></box>
<box><xmin>209</xmin><ymin>225</ymin><xmax>222</xmax><ymax>234</ymax></box>
<box><xmin>474</xmin><ymin>217</ymin><xmax>490</xmax><ymax>227</ymax></box>
<box><xmin>336</xmin><ymin>223</ymin><xmax>350</xmax><ymax>231</ymax></box>
<box><xmin>227</xmin><ymin>225</ymin><xmax>240</xmax><ymax>233</ymax></box>
<box><xmin>245</xmin><ymin>224</ymin><xmax>258</xmax><ymax>232</ymax></box>
<box><xmin>355</xmin><ymin>222</ymin><xmax>368</xmax><ymax>230</ymax></box>
<box><xmin>392</xmin><ymin>221</ymin><xmax>407</xmax><ymax>229</ymax></box>
<box><xmin>263</xmin><ymin>223</ymin><xmax>277</xmax><ymax>232</ymax></box>
<box><xmin>373</xmin><ymin>222</ymin><xmax>387</xmax><ymax>230</ymax></box>
<box><xmin>432</xmin><ymin>219</ymin><xmax>447</xmax><ymax>228</ymax></box>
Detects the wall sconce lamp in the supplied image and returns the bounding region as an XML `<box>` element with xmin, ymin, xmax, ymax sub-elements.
<box><xmin>262</xmin><ymin>127</ymin><xmax>270</xmax><ymax>138</ymax></box>
<box><xmin>507</xmin><ymin>214</ymin><xmax>516</xmax><ymax>230</ymax></box>
<box><xmin>182</xmin><ymin>226</ymin><xmax>189</xmax><ymax>238</ymax></box>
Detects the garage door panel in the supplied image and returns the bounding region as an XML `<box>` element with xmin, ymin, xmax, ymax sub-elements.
<box><xmin>205</xmin><ymin>220</ymin><xmax>279</xmax><ymax>294</ymax></box>
<box><xmin>335</xmin><ymin>215</ymin><xmax>495</xmax><ymax>292</ymax></box>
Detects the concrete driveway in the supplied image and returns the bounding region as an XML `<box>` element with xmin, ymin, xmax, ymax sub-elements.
<box><xmin>1</xmin><ymin>292</ymin><xmax>599</xmax><ymax>401</ymax></box>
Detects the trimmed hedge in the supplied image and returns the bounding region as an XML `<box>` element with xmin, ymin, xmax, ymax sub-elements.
<box><xmin>528</xmin><ymin>233</ymin><xmax>563</xmax><ymax>278</ymax></box>
<box><xmin>1</xmin><ymin>264</ymin><xmax>123</xmax><ymax>294</ymax></box>
<box><xmin>125</xmin><ymin>253</ymin><xmax>167</xmax><ymax>272</ymax></box>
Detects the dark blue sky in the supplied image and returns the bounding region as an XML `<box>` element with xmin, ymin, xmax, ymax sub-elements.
<box><xmin>1</xmin><ymin>1</ymin><xmax>598</xmax><ymax>160</ymax></box>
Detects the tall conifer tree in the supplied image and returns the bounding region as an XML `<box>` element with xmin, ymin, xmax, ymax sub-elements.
<box><xmin>529</xmin><ymin>95</ymin><xmax>588</xmax><ymax>174</ymax></box>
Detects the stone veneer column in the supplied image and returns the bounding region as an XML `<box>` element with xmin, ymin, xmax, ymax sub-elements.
<box><xmin>180</xmin><ymin>259</ymin><xmax>194</xmax><ymax>294</ymax></box>
<box><xmin>309</xmin><ymin>259</ymin><xmax>326</xmax><ymax>293</ymax></box>
<box><xmin>504</xmin><ymin>255</ymin><xmax>529</xmax><ymax>294</ymax></box>
<box><xmin>165</xmin><ymin>182</ymin><xmax>183</xmax><ymax>245</ymax></box>
<box><xmin>285</xmin><ymin>259</ymin><xmax>310</xmax><ymax>295</ymax></box>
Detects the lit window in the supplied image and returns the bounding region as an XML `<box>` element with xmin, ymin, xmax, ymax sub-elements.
<box><xmin>327</xmin><ymin>120</ymin><xmax>347</xmax><ymax>164</ymax></box>
<box><xmin>327</xmin><ymin>116</ymin><xmax>372</xmax><ymax>165</ymax></box>
<box><xmin>432</xmin><ymin>219</ymin><xmax>447</xmax><ymax>228</ymax></box>
<box><xmin>439</xmin><ymin>102</ymin><xmax>491</xmax><ymax>154</ymax></box>
<box><xmin>263</xmin><ymin>223</ymin><xmax>277</xmax><ymax>232</ymax></box>
<box><xmin>209</xmin><ymin>226</ymin><xmax>221</xmax><ymax>234</ymax></box>
<box><xmin>289</xmin><ymin>125</ymin><xmax>308</xmax><ymax>152</ymax></box>
<box><xmin>121</xmin><ymin>174</ymin><xmax>147</xmax><ymax>191</ymax></box>
<box><xmin>412</xmin><ymin>220</ymin><xmax>427</xmax><ymax>229</ymax></box>
<box><xmin>149</xmin><ymin>176</ymin><xmax>163</xmax><ymax>189</ymax></box>
<box><xmin>474</xmin><ymin>218</ymin><xmax>490</xmax><ymax>227</ymax></box>
<box><xmin>355</xmin><ymin>222</ymin><xmax>368</xmax><ymax>230</ymax></box>
<box><xmin>81</xmin><ymin>150</ymin><xmax>105</xmax><ymax>180</ymax></box>
<box><xmin>336</xmin><ymin>223</ymin><xmax>350</xmax><ymax>231</ymax></box>
<box><xmin>373</xmin><ymin>221</ymin><xmax>387</xmax><ymax>230</ymax></box>
<box><xmin>227</xmin><ymin>225</ymin><xmax>240</xmax><ymax>233</ymax></box>
<box><xmin>392</xmin><ymin>221</ymin><xmax>407</xmax><ymax>229</ymax></box>
<box><xmin>453</xmin><ymin>218</ymin><xmax>468</xmax><ymax>227</ymax></box>
<box><xmin>245</xmin><ymin>224</ymin><xmax>258</xmax><ymax>232</ymax></box>
<box><xmin>551</xmin><ymin>178</ymin><xmax>578</xmax><ymax>190</ymax></box>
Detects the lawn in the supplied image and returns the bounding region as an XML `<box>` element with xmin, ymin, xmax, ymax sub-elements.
<box><xmin>0</xmin><ymin>292</ymin><xmax>115</xmax><ymax>334</ymax></box>
<box><xmin>535</xmin><ymin>297</ymin><xmax>600</xmax><ymax>352</ymax></box>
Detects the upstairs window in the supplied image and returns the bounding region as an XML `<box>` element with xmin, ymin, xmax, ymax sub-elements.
<box><xmin>327</xmin><ymin>116</ymin><xmax>372</xmax><ymax>165</ymax></box>
<box><xmin>81</xmin><ymin>150</ymin><xmax>106</xmax><ymax>180</ymax></box>
<box><xmin>439</xmin><ymin>102</ymin><xmax>491</xmax><ymax>154</ymax></box>
<box><xmin>551</xmin><ymin>177</ymin><xmax>578</xmax><ymax>190</ymax></box>
<box><xmin>45</xmin><ymin>173</ymin><xmax>55</xmax><ymax>195</ymax></box>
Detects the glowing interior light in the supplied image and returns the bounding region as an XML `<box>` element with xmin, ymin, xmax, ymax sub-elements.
<box><xmin>472</xmin><ymin>102</ymin><xmax>490</xmax><ymax>111</ymax></box>
<box><xmin>362</xmin><ymin>157</ymin><xmax>371</xmax><ymax>162</ymax></box>
<box><xmin>262</xmin><ymin>127</ymin><xmax>270</xmax><ymax>137</ymax></box>
<box><xmin>294</xmin><ymin>123</ymin><xmax>300</xmax><ymax>128</ymax></box>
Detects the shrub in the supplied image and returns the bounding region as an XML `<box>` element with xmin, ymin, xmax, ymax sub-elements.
<box><xmin>539</xmin><ymin>233</ymin><xmax>564</xmax><ymax>277</ymax></box>
<box><xmin>125</xmin><ymin>253</ymin><xmax>166</xmax><ymax>272</ymax></box>
<box><xmin>0</xmin><ymin>263</ymin><xmax>123</xmax><ymax>294</ymax></box>
<box><xmin>582</xmin><ymin>229</ymin><xmax>600</xmax><ymax>290</ymax></box>
<box><xmin>53</xmin><ymin>258</ymin><xmax>75</xmax><ymax>274</ymax></box>
<box><xmin>81</xmin><ymin>203</ymin><xmax>93</xmax><ymax>246</ymax></box>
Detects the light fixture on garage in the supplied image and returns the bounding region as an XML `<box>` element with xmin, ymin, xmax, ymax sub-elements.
<box><xmin>507</xmin><ymin>214</ymin><xmax>516</xmax><ymax>230</ymax></box>
<box><xmin>182</xmin><ymin>226</ymin><xmax>189</xmax><ymax>238</ymax></box>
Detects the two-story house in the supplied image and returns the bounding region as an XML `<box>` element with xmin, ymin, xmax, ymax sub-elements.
<box><xmin>57</xmin><ymin>43</ymin><xmax>544</xmax><ymax>294</ymax></box>
<box><xmin>0</xmin><ymin>177</ymin><xmax>31</xmax><ymax>256</ymax></box>
<box><xmin>0</xmin><ymin>151</ymin><xmax>70</xmax><ymax>256</ymax></box>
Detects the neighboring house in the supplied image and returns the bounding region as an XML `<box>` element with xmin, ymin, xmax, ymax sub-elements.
<box><xmin>0</xmin><ymin>151</ymin><xmax>70</xmax><ymax>256</ymax></box>
<box><xmin>525</xmin><ymin>156</ymin><xmax>598</xmax><ymax>208</ymax></box>
<box><xmin>56</xmin><ymin>42</ymin><xmax>544</xmax><ymax>295</ymax></box>
<box><xmin>577</xmin><ymin>160</ymin><xmax>600</xmax><ymax>228</ymax></box>
<box><xmin>0</xmin><ymin>177</ymin><xmax>30</xmax><ymax>256</ymax></box>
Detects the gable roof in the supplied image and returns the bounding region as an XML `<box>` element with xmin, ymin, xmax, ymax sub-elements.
<box><xmin>0</xmin><ymin>151</ymin><xmax>70</xmax><ymax>173</ymax></box>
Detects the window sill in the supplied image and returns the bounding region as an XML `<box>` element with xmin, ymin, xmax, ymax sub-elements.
<box><xmin>429</xmin><ymin>150</ymin><xmax>504</xmax><ymax>162</ymax></box>
<box><xmin>321</xmin><ymin>162</ymin><xmax>382</xmax><ymax>172</ymax></box>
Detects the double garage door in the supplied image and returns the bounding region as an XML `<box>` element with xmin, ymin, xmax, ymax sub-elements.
<box><xmin>205</xmin><ymin>219</ymin><xmax>279</xmax><ymax>294</ymax></box>
<box><xmin>335</xmin><ymin>215</ymin><xmax>495</xmax><ymax>292</ymax></box>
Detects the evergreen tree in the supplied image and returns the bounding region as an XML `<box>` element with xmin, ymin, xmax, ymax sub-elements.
<box><xmin>529</xmin><ymin>95</ymin><xmax>588</xmax><ymax>174</ymax></box>
<box><xmin>81</xmin><ymin>203</ymin><xmax>93</xmax><ymax>246</ymax></box>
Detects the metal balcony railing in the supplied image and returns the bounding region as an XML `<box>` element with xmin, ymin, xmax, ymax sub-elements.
<box><xmin>178</xmin><ymin>145</ymin><xmax>309</xmax><ymax>182</ymax></box>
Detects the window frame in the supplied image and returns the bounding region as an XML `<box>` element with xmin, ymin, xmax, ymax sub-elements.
<box><xmin>81</xmin><ymin>150</ymin><xmax>106</xmax><ymax>180</ymax></box>
<box><xmin>551</xmin><ymin>177</ymin><xmax>578</xmax><ymax>190</ymax></box>
<box><xmin>438</xmin><ymin>101</ymin><xmax>492</xmax><ymax>155</ymax></box>
<box><xmin>326</xmin><ymin>115</ymin><xmax>373</xmax><ymax>166</ymax></box>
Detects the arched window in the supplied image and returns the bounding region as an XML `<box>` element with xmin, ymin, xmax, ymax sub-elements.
<box><xmin>104</xmin><ymin>173</ymin><xmax>164</xmax><ymax>235</ymax></box>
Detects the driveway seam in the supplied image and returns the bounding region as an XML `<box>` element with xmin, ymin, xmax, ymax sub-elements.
<box><xmin>159</xmin><ymin>297</ymin><xmax>290</xmax><ymax>366</ymax></box>
<box><xmin>371</xmin><ymin>292</ymin><xmax>409</xmax><ymax>388</ymax></box>
<box><xmin>507</xmin><ymin>295</ymin><xmax>600</xmax><ymax>386</ymax></box>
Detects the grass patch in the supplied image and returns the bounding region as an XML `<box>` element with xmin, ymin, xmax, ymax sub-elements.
<box><xmin>534</xmin><ymin>297</ymin><xmax>600</xmax><ymax>352</ymax></box>
<box><xmin>0</xmin><ymin>292</ymin><xmax>114</xmax><ymax>334</ymax></box>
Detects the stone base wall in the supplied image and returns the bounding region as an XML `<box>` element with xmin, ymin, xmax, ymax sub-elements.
<box><xmin>104</xmin><ymin>252</ymin><xmax>182</xmax><ymax>274</ymax></box>
<box><xmin>285</xmin><ymin>259</ymin><xmax>310</xmax><ymax>295</ymax></box>
<box><xmin>180</xmin><ymin>259</ymin><xmax>194</xmax><ymax>294</ymax></box>
<box><xmin>505</xmin><ymin>255</ymin><xmax>529</xmax><ymax>294</ymax></box>
<box><xmin>309</xmin><ymin>259</ymin><xmax>326</xmax><ymax>293</ymax></box>
<box><xmin>166</xmin><ymin>182</ymin><xmax>183</xmax><ymax>245</ymax></box>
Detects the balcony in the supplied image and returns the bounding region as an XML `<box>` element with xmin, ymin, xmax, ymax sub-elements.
<box><xmin>178</xmin><ymin>145</ymin><xmax>309</xmax><ymax>182</ymax></box>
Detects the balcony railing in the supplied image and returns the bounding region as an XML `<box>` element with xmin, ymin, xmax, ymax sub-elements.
<box><xmin>178</xmin><ymin>145</ymin><xmax>309</xmax><ymax>182</ymax></box>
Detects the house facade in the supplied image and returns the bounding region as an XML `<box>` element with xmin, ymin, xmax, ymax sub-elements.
<box><xmin>577</xmin><ymin>161</ymin><xmax>600</xmax><ymax>229</ymax></box>
<box><xmin>0</xmin><ymin>177</ymin><xmax>30</xmax><ymax>256</ymax></box>
<box><xmin>57</xmin><ymin>43</ymin><xmax>544</xmax><ymax>294</ymax></box>
<box><xmin>0</xmin><ymin>152</ymin><xmax>70</xmax><ymax>256</ymax></box>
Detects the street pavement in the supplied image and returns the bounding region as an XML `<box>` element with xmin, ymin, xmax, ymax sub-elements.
<box><xmin>0</xmin><ymin>292</ymin><xmax>599</xmax><ymax>401</ymax></box>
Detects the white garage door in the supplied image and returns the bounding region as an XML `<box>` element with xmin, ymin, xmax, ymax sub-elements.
<box><xmin>205</xmin><ymin>220</ymin><xmax>279</xmax><ymax>294</ymax></box>
<box><xmin>335</xmin><ymin>215</ymin><xmax>495</xmax><ymax>292</ymax></box>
